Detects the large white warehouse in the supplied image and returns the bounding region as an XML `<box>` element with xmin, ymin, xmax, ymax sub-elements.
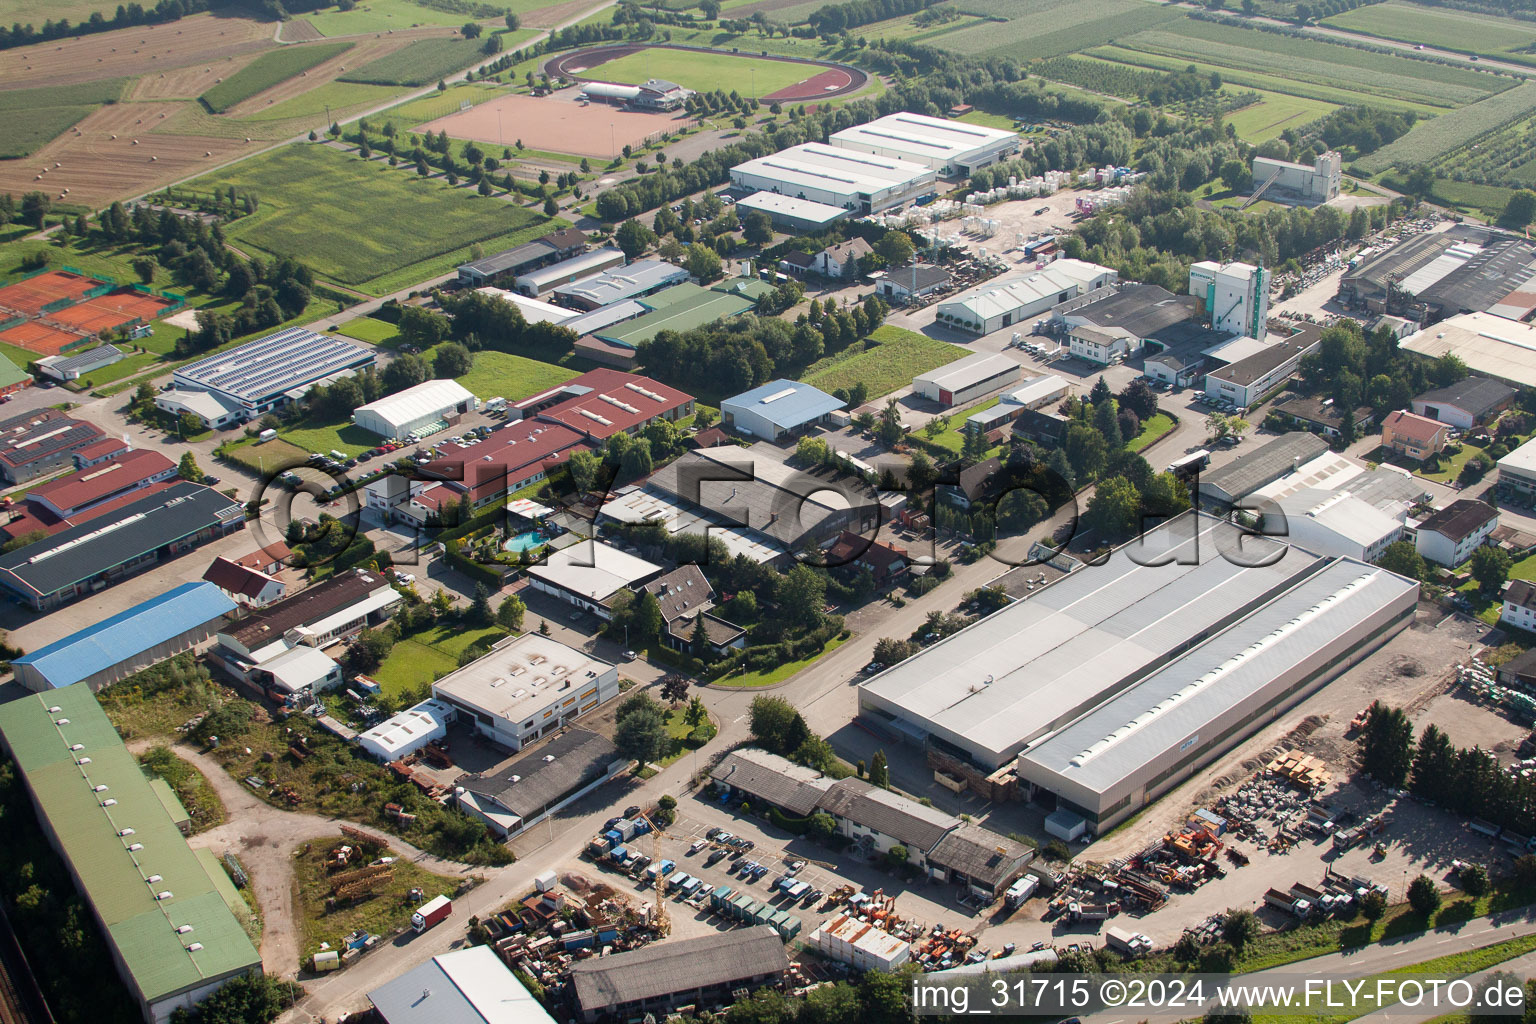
<box><xmin>935</xmin><ymin>259</ymin><xmax>1116</xmax><ymax>335</ymax></box>
<box><xmin>858</xmin><ymin>513</ymin><xmax>1418</xmax><ymax>833</ymax></box>
<box><xmin>913</xmin><ymin>352</ymin><xmax>1020</xmax><ymax>407</ymax></box>
<box><xmin>730</xmin><ymin>143</ymin><xmax>936</xmax><ymax>214</ymax></box>
<box><xmin>353</xmin><ymin>378</ymin><xmax>478</xmax><ymax>440</ymax></box>
<box><xmin>829</xmin><ymin>111</ymin><xmax>1018</xmax><ymax>176</ymax></box>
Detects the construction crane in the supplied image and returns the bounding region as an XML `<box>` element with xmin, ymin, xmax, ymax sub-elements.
<box><xmin>635</xmin><ymin>808</ymin><xmax>670</xmax><ymax>935</ymax></box>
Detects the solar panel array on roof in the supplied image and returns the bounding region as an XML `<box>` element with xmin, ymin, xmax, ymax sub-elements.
<box><xmin>175</xmin><ymin>327</ymin><xmax>374</xmax><ymax>404</ymax></box>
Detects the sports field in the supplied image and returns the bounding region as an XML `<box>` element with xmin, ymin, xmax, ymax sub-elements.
<box><xmin>419</xmin><ymin>93</ymin><xmax>681</xmax><ymax>157</ymax></box>
<box><xmin>189</xmin><ymin>144</ymin><xmax>560</xmax><ymax>293</ymax></box>
<box><xmin>578</xmin><ymin>48</ymin><xmax>815</xmax><ymax>96</ymax></box>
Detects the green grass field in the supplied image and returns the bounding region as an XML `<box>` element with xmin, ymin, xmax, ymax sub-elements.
<box><xmin>279</xmin><ymin>415</ymin><xmax>381</xmax><ymax>458</ymax></box>
<box><xmin>200</xmin><ymin>42</ymin><xmax>352</xmax><ymax>114</ymax></box>
<box><xmin>303</xmin><ymin>0</ymin><xmax>550</xmax><ymax>35</ymax></box>
<box><xmin>334</xmin><ymin>316</ymin><xmax>401</xmax><ymax>345</ymax></box>
<box><xmin>380</xmin><ymin>81</ymin><xmax>506</xmax><ymax>124</ymax></box>
<box><xmin>1127</xmin><ymin>411</ymin><xmax>1174</xmax><ymax>453</ymax></box>
<box><xmin>339</xmin><ymin>37</ymin><xmax>485</xmax><ymax>86</ymax></box>
<box><xmin>1324</xmin><ymin>1</ymin><xmax>1536</xmax><ymax>63</ymax></box>
<box><xmin>449</xmin><ymin>348</ymin><xmax>579</xmax><ymax>401</ymax></box>
<box><xmin>0</xmin><ymin>0</ymin><xmax>121</xmax><ymax>25</ymax></box>
<box><xmin>370</xmin><ymin>624</ymin><xmax>509</xmax><ymax>696</ymax></box>
<box><xmin>803</xmin><ymin>325</ymin><xmax>967</xmax><ymax>400</ymax></box>
<box><xmin>0</xmin><ymin>79</ymin><xmax>129</xmax><ymax>159</ymax></box>
<box><xmin>242</xmin><ymin>80</ymin><xmax>405</xmax><ymax>122</ymax></box>
<box><xmin>189</xmin><ymin>144</ymin><xmax>560</xmax><ymax>292</ymax></box>
<box><xmin>1224</xmin><ymin>88</ymin><xmax>1339</xmax><ymax>142</ymax></box>
<box><xmin>712</xmin><ymin>634</ymin><xmax>847</xmax><ymax>688</ymax></box>
<box><xmin>579</xmin><ymin>49</ymin><xmax>816</xmax><ymax>96</ymax></box>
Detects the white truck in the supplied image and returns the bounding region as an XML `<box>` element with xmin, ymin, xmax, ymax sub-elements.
<box><xmin>1105</xmin><ymin>927</ymin><xmax>1153</xmax><ymax>956</ymax></box>
<box><xmin>1005</xmin><ymin>873</ymin><xmax>1040</xmax><ymax>910</ymax></box>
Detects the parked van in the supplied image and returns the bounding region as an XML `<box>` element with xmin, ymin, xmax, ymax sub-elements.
<box><xmin>258</xmin><ymin>428</ymin><xmax>277</xmax><ymax>442</ymax></box>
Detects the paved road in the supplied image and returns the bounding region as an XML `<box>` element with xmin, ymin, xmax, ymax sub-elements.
<box><xmin>1088</xmin><ymin>906</ymin><xmax>1536</xmax><ymax>1023</ymax></box>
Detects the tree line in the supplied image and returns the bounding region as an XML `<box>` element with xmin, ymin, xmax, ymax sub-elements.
<box><xmin>807</xmin><ymin>0</ymin><xmax>944</xmax><ymax>34</ymax></box>
<box><xmin>1</xmin><ymin>0</ymin><xmax>224</xmax><ymax>51</ymax></box>
<box><xmin>1359</xmin><ymin>701</ymin><xmax>1536</xmax><ymax>835</ymax></box>
<box><xmin>635</xmin><ymin>293</ymin><xmax>891</xmax><ymax>396</ymax></box>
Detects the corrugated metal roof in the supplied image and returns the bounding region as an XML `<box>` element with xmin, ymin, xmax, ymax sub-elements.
<box><xmin>11</xmin><ymin>581</ymin><xmax>235</xmax><ymax>688</ymax></box>
<box><xmin>370</xmin><ymin>946</ymin><xmax>556</xmax><ymax>1024</ymax></box>
<box><xmin>721</xmin><ymin>379</ymin><xmax>844</xmax><ymax>431</ymax></box>
<box><xmin>0</xmin><ymin>688</ymin><xmax>259</xmax><ymax>1005</ymax></box>
<box><xmin>569</xmin><ymin>926</ymin><xmax>787</xmax><ymax>1012</ymax></box>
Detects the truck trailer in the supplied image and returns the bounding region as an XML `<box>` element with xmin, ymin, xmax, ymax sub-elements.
<box><xmin>412</xmin><ymin>895</ymin><xmax>453</xmax><ymax>933</ymax></box>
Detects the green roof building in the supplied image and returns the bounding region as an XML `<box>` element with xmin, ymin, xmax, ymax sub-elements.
<box><xmin>0</xmin><ymin>687</ymin><xmax>261</xmax><ymax>1024</ymax></box>
<box><xmin>596</xmin><ymin>287</ymin><xmax>757</xmax><ymax>348</ymax></box>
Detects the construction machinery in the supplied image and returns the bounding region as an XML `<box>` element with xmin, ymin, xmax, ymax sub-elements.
<box><xmin>634</xmin><ymin>809</ymin><xmax>669</xmax><ymax>935</ymax></box>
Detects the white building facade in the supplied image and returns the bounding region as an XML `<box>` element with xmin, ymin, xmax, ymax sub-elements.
<box><xmin>353</xmin><ymin>379</ymin><xmax>478</xmax><ymax>440</ymax></box>
<box><xmin>1189</xmin><ymin>261</ymin><xmax>1270</xmax><ymax>339</ymax></box>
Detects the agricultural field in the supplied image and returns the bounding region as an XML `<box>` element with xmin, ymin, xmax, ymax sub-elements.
<box><xmin>339</xmin><ymin>36</ymin><xmax>485</xmax><ymax>86</ymax></box>
<box><xmin>0</xmin><ymin>78</ymin><xmax>129</xmax><ymax>158</ymax></box>
<box><xmin>334</xmin><ymin>316</ymin><xmax>401</xmax><ymax>345</ymax></box>
<box><xmin>803</xmin><ymin>325</ymin><xmax>967</xmax><ymax>400</ymax></box>
<box><xmin>936</xmin><ymin>0</ymin><xmax>1182</xmax><ymax>60</ymax></box>
<box><xmin>1357</xmin><ymin>80</ymin><xmax>1536</xmax><ymax>172</ymax></box>
<box><xmin>199</xmin><ymin>41</ymin><xmax>352</xmax><ymax>113</ymax></box>
<box><xmin>1323</xmin><ymin>2</ymin><xmax>1536</xmax><ymax>65</ymax></box>
<box><xmin>0</xmin><ymin>0</ymin><xmax>126</xmax><ymax>25</ymax></box>
<box><xmin>1224</xmin><ymin>88</ymin><xmax>1340</xmax><ymax>143</ymax></box>
<box><xmin>188</xmin><ymin>143</ymin><xmax>560</xmax><ymax>292</ymax></box>
<box><xmin>848</xmin><ymin>9</ymin><xmax>992</xmax><ymax>44</ymax></box>
<box><xmin>240</xmin><ymin>80</ymin><xmax>404</xmax><ymax>122</ymax></box>
<box><xmin>1429</xmin><ymin>110</ymin><xmax>1536</xmax><ymax>188</ymax></box>
<box><xmin>301</xmin><ymin>0</ymin><xmax>555</xmax><ymax>36</ymax></box>
<box><xmin>1109</xmin><ymin>19</ymin><xmax>1510</xmax><ymax>112</ymax></box>
<box><xmin>578</xmin><ymin>48</ymin><xmax>818</xmax><ymax>96</ymax></box>
<box><xmin>0</xmin><ymin>13</ymin><xmax>274</xmax><ymax>92</ymax></box>
<box><xmin>379</xmin><ymin>80</ymin><xmax>504</xmax><ymax>123</ymax></box>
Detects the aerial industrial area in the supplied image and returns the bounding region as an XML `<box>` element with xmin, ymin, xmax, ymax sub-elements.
<box><xmin>7</xmin><ymin>0</ymin><xmax>1536</xmax><ymax>1023</ymax></box>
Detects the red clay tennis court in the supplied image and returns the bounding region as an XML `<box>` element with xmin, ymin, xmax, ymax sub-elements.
<box><xmin>0</xmin><ymin>271</ymin><xmax>102</xmax><ymax>317</ymax></box>
<box><xmin>0</xmin><ymin>321</ymin><xmax>89</xmax><ymax>356</ymax></box>
<box><xmin>46</xmin><ymin>300</ymin><xmax>138</xmax><ymax>335</ymax></box>
<box><xmin>89</xmin><ymin>290</ymin><xmax>173</xmax><ymax>320</ymax></box>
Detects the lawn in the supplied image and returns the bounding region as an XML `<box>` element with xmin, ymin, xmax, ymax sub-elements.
<box><xmin>334</xmin><ymin>316</ymin><xmax>402</xmax><ymax>345</ymax></box>
<box><xmin>279</xmin><ymin>415</ymin><xmax>383</xmax><ymax>458</ymax></box>
<box><xmin>803</xmin><ymin>325</ymin><xmax>967</xmax><ymax>400</ymax></box>
<box><xmin>220</xmin><ymin>436</ymin><xmax>312</xmax><ymax>475</ymax></box>
<box><xmin>712</xmin><ymin>634</ymin><xmax>848</xmax><ymax>688</ymax></box>
<box><xmin>654</xmin><ymin>705</ymin><xmax>717</xmax><ymax>768</ymax></box>
<box><xmin>370</xmin><ymin>624</ymin><xmax>510</xmax><ymax>698</ymax></box>
<box><xmin>188</xmin><ymin>144</ymin><xmax>560</xmax><ymax>292</ymax></box>
<box><xmin>448</xmin><ymin>348</ymin><xmax>580</xmax><ymax>402</ymax></box>
<box><xmin>1410</xmin><ymin>441</ymin><xmax>1487</xmax><ymax>483</ymax></box>
<box><xmin>578</xmin><ymin>49</ymin><xmax>815</xmax><ymax>97</ymax></box>
<box><xmin>242</xmin><ymin>80</ymin><xmax>406</xmax><ymax>122</ymax></box>
<box><xmin>1127</xmin><ymin>411</ymin><xmax>1174</xmax><ymax>453</ymax></box>
<box><xmin>1224</xmin><ymin>88</ymin><xmax>1340</xmax><ymax>143</ymax></box>
<box><xmin>292</xmin><ymin>835</ymin><xmax>468</xmax><ymax>965</ymax></box>
<box><xmin>200</xmin><ymin>42</ymin><xmax>353</xmax><ymax>113</ymax></box>
<box><xmin>340</xmin><ymin>37</ymin><xmax>486</xmax><ymax>87</ymax></box>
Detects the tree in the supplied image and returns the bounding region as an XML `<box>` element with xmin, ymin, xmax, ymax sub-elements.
<box><xmin>777</xmin><ymin>564</ymin><xmax>826</xmax><ymax>627</ymax></box>
<box><xmin>432</xmin><ymin>341</ymin><xmax>473</xmax><ymax>378</ymax></box>
<box><xmin>1085</xmin><ymin>475</ymin><xmax>1141</xmax><ymax>539</ymax></box>
<box><xmin>397</xmin><ymin>306</ymin><xmax>448</xmax><ymax>349</ymax></box>
<box><xmin>1459</xmin><ymin>862</ymin><xmax>1490</xmax><ymax>898</ymax></box>
<box><xmin>1360</xmin><ymin>889</ymin><xmax>1388</xmax><ymax>920</ymax></box>
<box><xmin>874</xmin><ymin>230</ymin><xmax>915</xmax><ymax>268</ymax></box>
<box><xmin>543</xmin><ymin>196</ymin><xmax>558</xmax><ymax>217</ymax></box>
<box><xmin>566</xmin><ymin>449</ymin><xmax>601</xmax><ymax>494</ymax></box>
<box><xmin>178</xmin><ymin>411</ymin><xmax>203</xmax><ymax>438</ymax></box>
<box><xmin>906</xmin><ymin>448</ymin><xmax>938</xmax><ymax>493</ymax></box>
<box><xmin>1221</xmin><ymin>908</ymin><xmax>1260</xmax><ymax>950</ymax></box>
<box><xmin>629</xmin><ymin>588</ymin><xmax>664</xmax><ymax>644</ymax></box>
<box><xmin>1066</xmin><ymin>424</ymin><xmax>1107</xmax><ymax>481</ymax></box>
<box><xmin>1503</xmin><ymin>190</ymin><xmax>1536</xmax><ymax>228</ymax></box>
<box><xmin>1377</xmin><ymin>541</ymin><xmax>1426</xmax><ymax>582</ymax></box>
<box><xmin>749</xmin><ymin>695</ymin><xmax>801</xmax><ymax>751</ymax></box>
<box><xmin>178</xmin><ymin>451</ymin><xmax>202</xmax><ymax>480</ymax></box>
<box><xmin>686</xmin><ymin>244</ymin><xmax>723</xmax><ymax>282</ymax></box>
<box><xmin>1119</xmin><ymin>378</ymin><xmax>1158</xmax><ymax>420</ymax></box>
<box><xmin>504</xmin><ymin>11</ymin><xmax>519</xmax><ymax>29</ymax></box>
<box><xmin>1470</xmin><ymin>546</ymin><xmax>1512</xmax><ymax>593</ymax></box>
<box><xmin>689</xmin><ymin>613</ymin><xmax>711</xmax><ymax>656</ymax></box>
<box><xmin>868</xmin><ymin>749</ymin><xmax>889</xmax><ymax>787</ymax></box>
<box><xmin>1407</xmin><ymin>875</ymin><xmax>1441</xmax><ymax>918</ymax></box>
<box><xmin>1219</xmin><ymin>158</ymin><xmax>1252</xmax><ymax>192</ymax></box>
<box><xmin>20</xmin><ymin>191</ymin><xmax>50</xmax><ymax>229</ymax></box>
<box><xmin>468</xmin><ymin>582</ymin><xmax>493</xmax><ymax>626</ymax></box>
<box><xmin>1090</xmin><ymin>375</ymin><xmax>1113</xmax><ymax>406</ymax></box>
<box><xmin>382</xmin><ymin>352</ymin><xmax>429</xmax><ymax>393</ymax></box>
<box><xmin>481</xmin><ymin>32</ymin><xmax>502</xmax><ymax>55</ymax></box>
<box><xmin>615</xmin><ymin>218</ymin><xmax>658</xmax><ymax>259</ymax></box>
<box><xmin>660</xmin><ymin>673</ymin><xmax>690</xmax><ymax>705</ymax></box>
<box><xmin>808</xmin><ymin>811</ymin><xmax>836</xmax><ymax>842</ymax></box>
<box><xmin>742</xmin><ymin>208</ymin><xmax>773</xmax><ymax>245</ymax></box>
<box><xmin>1360</xmin><ymin>701</ymin><xmax>1415</xmax><ymax>788</ymax></box>
<box><xmin>884</xmin><ymin>844</ymin><xmax>909</xmax><ymax>869</ymax></box>
<box><xmin>461</xmin><ymin>20</ymin><xmax>482</xmax><ymax>36</ymax></box>
<box><xmin>496</xmin><ymin>594</ymin><xmax>525</xmax><ymax>632</ymax></box>
<box><xmin>614</xmin><ymin>707</ymin><xmax>667</xmax><ymax>767</ymax></box>
<box><xmin>685</xmin><ymin>695</ymin><xmax>706</xmax><ymax>728</ymax></box>
<box><xmin>131</xmin><ymin>256</ymin><xmax>156</xmax><ymax>284</ymax></box>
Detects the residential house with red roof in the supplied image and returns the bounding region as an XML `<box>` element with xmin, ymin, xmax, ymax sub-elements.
<box><xmin>1381</xmin><ymin>409</ymin><xmax>1450</xmax><ymax>461</ymax></box>
<box><xmin>203</xmin><ymin>555</ymin><xmax>287</xmax><ymax>608</ymax></box>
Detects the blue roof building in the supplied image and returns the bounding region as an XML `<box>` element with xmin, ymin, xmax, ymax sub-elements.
<box><xmin>12</xmin><ymin>581</ymin><xmax>237</xmax><ymax>692</ymax></box>
<box><xmin>720</xmin><ymin>379</ymin><xmax>845</xmax><ymax>440</ymax></box>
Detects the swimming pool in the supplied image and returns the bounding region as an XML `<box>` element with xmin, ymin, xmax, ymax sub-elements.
<box><xmin>504</xmin><ymin>530</ymin><xmax>545</xmax><ymax>553</ymax></box>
